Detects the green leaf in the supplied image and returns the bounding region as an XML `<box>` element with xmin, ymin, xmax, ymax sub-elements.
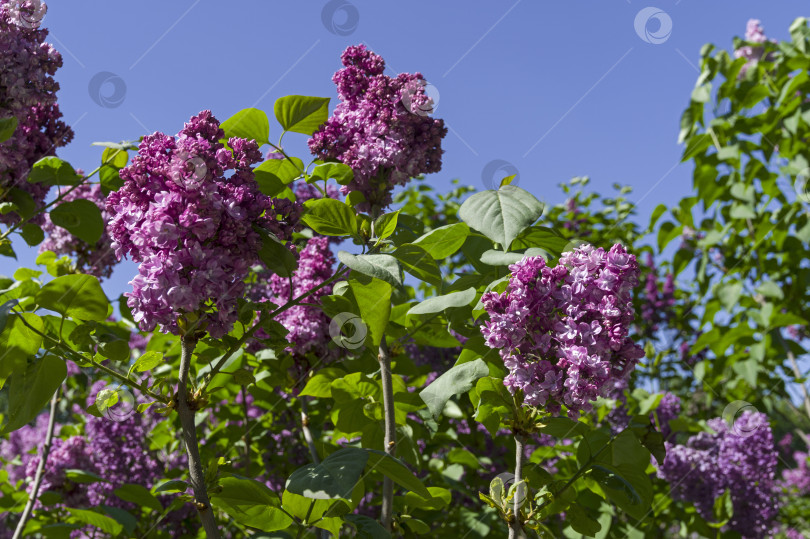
<box><xmin>131</xmin><ymin>351</ymin><xmax>163</xmax><ymax>374</ymax></box>
<box><xmin>302</xmin><ymin>198</ymin><xmax>358</xmax><ymax>237</ymax></box>
<box><xmin>756</xmin><ymin>281</ymin><xmax>783</xmax><ymax>300</ymax></box>
<box><xmin>220</xmin><ymin>108</ymin><xmax>270</xmax><ymax>145</ymax></box>
<box><xmin>479</xmin><ymin>249</ymin><xmax>525</xmax><ymax>266</ymax></box>
<box><xmin>114</xmin><ymin>484</ymin><xmax>163</xmax><ymax>512</ymax></box>
<box><xmin>64</xmin><ymin>468</ymin><xmax>106</xmax><ymax>484</ymax></box>
<box><xmin>2</xmin><ymin>355</ymin><xmax>65</xmax><ymax>433</ymax></box>
<box><xmin>5</xmin><ymin>188</ymin><xmax>36</xmax><ymax>221</ymax></box>
<box><xmin>458</xmin><ymin>185</ymin><xmax>544</xmax><ymax>250</ymax></box>
<box><xmin>420</xmin><ymin>359</ymin><xmax>489</xmax><ymax>419</ymax></box>
<box><xmin>345</xmin><ymin>514</ymin><xmax>391</xmax><ymax>538</ymax></box>
<box><xmin>716</xmin><ymin>281</ymin><xmax>743</xmax><ymax>311</ymax></box>
<box><xmin>255</xmin><ymin>227</ymin><xmax>297</xmax><ymax>278</ymax></box>
<box><xmin>211</xmin><ymin>476</ymin><xmax>292</xmax><ymax>531</ymax></box>
<box><xmin>374</xmin><ymin>211</ymin><xmax>399</xmax><ymax>241</ymax></box>
<box><xmin>366</xmin><ymin>449</ymin><xmax>431</xmax><ymax>499</ymax></box>
<box><xmin>347</xmin><ymin>278</ymin><xmax>392</xmax><ymax>347</ymax></box>
<box><xmin>36</xmin><ymin>274</ymin><xmax>110</xmax><ymax>321</ymax></box>
<box><xmin>338</xmin><ymin>252</ymin><xmax>402</xmax><ymax>288</ymax></box>
<box><xmin>566</xmin><ymin>503</ymin><xmax>603</xmax><ymax>537</ymax></box>
<box><xmin>309</xmin><ymin>162</ymin><xmax>354</xmax><ymax>185</ymax></box>
<box><xmin>153</xmin><ymin>480</ymin><xmax>188</xmax><ymax>494</ymax></box>
<box><xmin>299</xmin><ymin>367</ymin><xmax>345</xmax><ymax>398</ymax></box>
<box><xmin>391</xmin><ymin>244</ymin><xmax>441</xmax><ymax>286</ymax></box>
<box><xmin>20</xmin><ymin>223</ymin><xmax>44</xmax><ymax>247</ymax></box>
<box><xmin>286</xmin><ymin>448</ymin><xmax>369</xmax><ymax>499</ymax></box>
<box><xmin>412</xmin><ymin>223</ymin><xmax>470</xmax><ymax>259</ymax></box>
<box><xmin>274</xmin><ymin>95</ymin><xmax>330</xmax><ymax>135</ymax></box>
<box><xmin>408</xmin><ymin>287</ymin><xmax>476</xmax><ymax>316</ymax></box>
<box><xmin>66</xmin><ymin>508</ymin><xmax>123</xmax><ymax>536</ymax></box>
<box><xmin>254</xmin><ymin>157</ymin><xmax>304</xmax><ymax>195</ymax></box>
<box><xmin>49</xmin><ymin>199</ymin><xmax>104</xmax><ymax>244</ymax></box>
<box><xmin>0</xmin><ymin>313</ymin><xmax>44</xmax><ymax>383</ymax></box>
<box><xmin>27</xmin><ymin>157</ymin><xmax>81</xmax><ymax>186</ymax></box>
<box><xmin>0</xmin><ymin>116</ymin><xmax>18</xmax><ymax>142</ymax></box>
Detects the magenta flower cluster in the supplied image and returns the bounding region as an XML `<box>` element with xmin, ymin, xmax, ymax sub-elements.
<box><xmin>781</xmin><ymin>451</ymin><xmax>810</xmax><ymax>496</ymax></box>
<box><xmin>39</xmin><ymin>181</ymin><xmax>118</xmax><ymax>279</ymax></box>
<box><xmin>480</xmin><ymin>244</ymin><xmax>645</xmax><ymax>418</ymax></box>
<box><xmin>640</xmin><ymin>253</ymin><xmax>675</xmax><ymax>332</ymax></box>
<box><xmin>106</xmin><ymin>111</ymin><xmax>300</xmax><ymax>338</ymax></box>
<box><xmin>250</xmin><ymin>236</ymin><xmax>336</xmax><ymax>360</ymax></box>
<box><xmin>0</xmin><ymin>0</ymin><xmax>73</xmax><ymax>224</ymax></box>
<box><xmin>656</xmin><ymin>412</ymin><xmax>778</xmax><ymax>537</ymax></box>
<box><xmin>309</xmin><ymin>45</ymin><xmax>447</xmax><ymax>211</ymax></box>
<box><xmin>735</xmin><ymin>19</ymin><xmax>772</xmax><ymax>75</ymax></box>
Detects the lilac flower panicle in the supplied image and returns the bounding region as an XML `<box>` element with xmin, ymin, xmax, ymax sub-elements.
<box><xmin>106</xmin><ymin>111</ymin><xmax>301</xmax><ymax>337</ymax></box>
<box><xmin>480</xmin><ymin>244</ymin><xmax>644</xmax><ymax>418</ymax></box>
<box><xmin>657</xmin><ymin>411</ymin><xmax>778</xmax><ymax>537</ymax></box>
<box><xmin>735</xmin><ymin>19</ymin><xmax>774</xmax><ymax>76</ymax></box>
<box><xmin>309</xmin><ymin>45</ymin><xmax>448</xmax><ymax>211</ymax></box>
<box><xmin>780</xmin><ymin>451</ymin><xmax>810</xmax><ymax>496</ymax></box>
<box><xmin>653</xmin><ymin>392</ymin><xmax>681</xmax><ymax>439</ymax></box>
<box><xmin>0</xmin><ymin>0</ymin><xmax>73</xmax><ymax>224</ymax></box>
<box><xmin>250</xmin><ymin>236</ymin><xmax>336</xmax><ymax>362</ymax></box>
<box><xmin>39</xmin><ymin>181</ymin><xmax>118</xmax><ymax>278</ymax></box>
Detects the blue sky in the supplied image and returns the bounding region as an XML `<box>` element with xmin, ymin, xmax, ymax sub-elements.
<box><xmin>5</xmin><ymin>0</ymin><xmax>810</xmax><ymax>298</ymax></box>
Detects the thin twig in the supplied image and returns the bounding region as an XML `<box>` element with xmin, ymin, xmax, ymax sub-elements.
<box><xmin>508</xmin><ymin>434</ymin><xmax>525</xmax><ymax>539</ymax></box>
<box><xmin>12</xmin><ymin>389</ymin><xmax>59</xmax><ymax>539</ymax></box>
<box><xmin>378</xmin><ymin>337</ymin><xmax>396</xmax><ymax>531</ymax></box>
<box><xmin>300</xmin><ymin>397</ymin><xmax>320</xmax><ymax>464</ymax></box>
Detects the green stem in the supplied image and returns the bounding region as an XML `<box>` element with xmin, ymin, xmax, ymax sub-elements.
<box><xmin>378</xmin><ymin>337</ymin><xmax>396</xmax><ymax>531</ymax></box>
<box><xmin>177</xmin><ymin>336</ymin><xmax>220</xmax><ymax>539</ymax></box>
<box><xmin>508</xmin><ymin>433</ymin><xmax>525</xmax><ymax>539</ymax></box>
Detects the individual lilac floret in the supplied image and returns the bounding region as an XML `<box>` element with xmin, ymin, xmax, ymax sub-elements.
<box><xmin>309</xmin><ymin>45</ymin><xmax>447</xmax><ymax>212</ymax></box>
<box><xmin>0</xmin><ymin>0</ymin><xmax>73</xmax><ymax>225</ymax></box>
<box><xmin>106</xmin><ymin>111</ymin><xmax>300</xmax><ymax>338</ymax></box>
<box><xmin>480</xmin><ymin>244</ymin><xmax>645</xmax><ymax>418</ymax></box>
<box><xmin>656</xmin><ymin>411</ymin><xmax>778</xmax><ymax>537</ymax></box>
<box><xmin>250</xmin><ymin>237</ymin><xmax>336</xmax><ymax>363</ymax></box>
<box><xmin>39</xmin><ymin>181</ymin><xmax>118</xmax><ymax>279</ymax></box>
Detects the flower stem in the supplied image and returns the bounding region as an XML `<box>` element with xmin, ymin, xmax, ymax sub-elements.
<box><xmin>508</xmin><ymin>433</ymin><xmax>525</xmax><ymax>539</ymax></box>
<box><xmin>178</xmin><ymin>336</ymin><xmax>220</xmax><ymax>539</ymax></box>
<box><xmin>378</xmin><ymin>336</ymin><xmax>396</xmax><ymax>530</ymax></box>
<box><xmin>12</xmin><ymin>389</ymin><xmax>59</xmax><ymax>539</ymax></box>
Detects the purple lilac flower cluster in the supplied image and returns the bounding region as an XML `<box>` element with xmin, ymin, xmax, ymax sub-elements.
<box><xmin>39</xmin><ymin>181</ymin><xmax>118</xmax><ymax>279</ymax></box>
<box><xmin>309</xmin><ymin>45</ymin><xmax>447</xmax><ymax>211</ymax></box>
<box><xmin>250</xmin><ymin>236</ymin><xmax>336</xmax><ymax>362</ymax></box>
<box><xmin>106</xmin><ymin>111</ymin><xmax>300</xmax><ymax>338</ymax></box>
<box><xmin>481</xmin><ymin>245</ymin><xmax>645</xmax><ymax>418</ymax></box>
<box><xmin>780</xmin><ymin>451</ymin><xmax>810</xmax><ymax>495</ymax></box>
<box><xmin>656</xmin><ymin>412</ymin><xmax>778</xmax><ymax>537</ymax></box>
<box><xmin>735</xmin><ymin>19</ymin><xmax>772</xmax><ymax>75</ymax></box>
<box><xmin>654</xmin><ymin>392</ymin><xmax>681</xmax><ymax>439</ymax></box>
<box><xmin>639</xmin><ymin>253</ymin><xmax>675</xmax><ymax>332</ymax></box>
<box><xmin>293</xmin><ymin>180</ymin><xmax>341</xmax><ymax>203</ymax></box>
<box><xmin>0</xmin><ymin>0</ymin><xmax>73</xmax><ymax>224</ymax></box>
